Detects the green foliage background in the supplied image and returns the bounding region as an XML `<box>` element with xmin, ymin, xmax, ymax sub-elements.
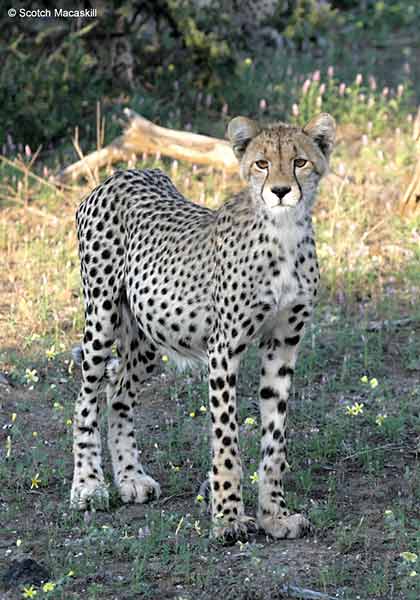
<box><xmin>1</xmin><ymin>0</ymin><xmax>419</xmax><ymax>151</ymax></box>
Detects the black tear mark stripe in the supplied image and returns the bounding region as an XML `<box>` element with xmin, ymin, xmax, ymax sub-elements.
<box><xmin>293</xmin><ymin>163</ymin><xmax>303</xmax><ymax>202</ymax></box>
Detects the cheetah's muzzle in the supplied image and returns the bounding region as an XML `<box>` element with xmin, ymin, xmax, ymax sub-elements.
<box><xmin>71</xmin><ymin>113</ymin><xmax>336</xmax><ymax>542</ymax></box>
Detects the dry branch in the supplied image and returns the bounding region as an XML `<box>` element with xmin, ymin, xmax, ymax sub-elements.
<box><xmin>59</xmin><ymin>108</ymin><xmax>237</xmax><ymax>182</ymax></box>
<box><xmin>400</xmin><ymin>105</ymin><xmax>420</xmax><ymax>214</ymax></box>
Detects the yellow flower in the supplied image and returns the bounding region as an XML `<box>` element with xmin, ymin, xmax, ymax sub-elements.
<box><xmin>244</xmin><ymin>57</ymin><xmax>252</xmax><ymax>66</ymax></box>
<box><xmin>244</xmin><ymin>417</ymin><xmax>256</xmax><ymax>426</ymax></box>
<box><xmin>196</xmin><ymin>494</ymin><xmax>204</xmax><ymax>503</ymax></box>
<box><xmin>42</xmin><ymin>582</ymin><xmax>56</xmax><ymax>592</ymax></box>
<box><xmin>16</xmin><ymin>539</ymin><xmax>22</xmax><ymax>547</ymax></box>
<box><xmin>66</xmin><ymin>419</ymin><xmax>72</xmax><ymax>426</ymax></box>
<box><xmin>22</xmin><ymin>586</ymin><xmax>37</xmax><ymax>598</ymax></box>
<box><xmin>53</xmin><ymin>402</ymin><xmax>63</xmax><ymax>410</ymax></box>
<box><xmin>199</xmin><ymin>405</ymin><xmax>207</xmax><ymax>413</ymax></box>
<box><xmin>11</xmin><ymin>413</ymin><xmax>17</xmax><ymax>422</ymax></box>
<box><xmin>189</xmin><ymin>411</ymin><xmax>196</xmax><ymax>418</ymax></box>
<box><xmin>345</xmin><ymin>402</ymin><xmax>364</xmax><ymax>416</ymax></box>
<box><xmin>66</xmin><ymin>570</ymin><xmax>75</xmax><ymax>577</ymax></box>
<box><xmin>162</xmin><ymin>354</ymin><xmax>169</xmax><ymax>363</ymax></box>
<box><xmin>32</xmin><ymin>432</ymin><xmax>38</xmax><ymax>437</ymax></box>
<box><xmin>360</xmin><ymin>375</ymin><xmax>368</xmax><ymax>383</ymax></box>
<box><xmin>168</xmin><ymin>63</ymin><xmax>175</xmax><ymax>72</ymax></box>
<box><xmin>370</xmin><ymin>378</ymin><xmax>378</xmax><ymax>389</ymax></box>
<box><xmin>409</xmin><ymin>571</ymin><xmax>417</xmax><ymax>577</ymax></box>
<box><xmin>30</xmin><ymin>473</ymin><xmax>41</xmax><ymax>489</ymax></box>
<box><xmin>400</xmin><ymin>551</ymin><xmax>418</xmax><ymax>563</ymax></box>
<box><xmin>249</xmin><ymin>471</ymin><xmax>259</xmax><ymax>484</ymax></box>
<box><xmin>45</xmin><ymin>346</ymin><xmax>56</xmax><ymax>361</ymax></box>
<box><xmin>384</xmin><ymin>509</ymin><xmax>394</xmax><ymax>517</ymax></box>
<box><xmin>170</xmin><ymin>463</ymin><xmax>180</xmax><ymax>472</ymax></box>
<box><xmin>375</xmin><ymin>414</ymin><xmax>387</xmax><ymax>426</ymax></box>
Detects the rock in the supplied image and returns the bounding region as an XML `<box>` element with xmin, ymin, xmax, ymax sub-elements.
<box><xmin>2</xmin><ymin>558</ymin><xmax>50</xmax><ymax>590</ymax></box>
<box><xmin>0</xmin><ymin>372</ymin><xmax>13</xmax><ymax>387</ymax></box>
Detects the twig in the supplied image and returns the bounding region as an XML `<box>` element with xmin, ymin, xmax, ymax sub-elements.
<box><xmin>160</xmin><ymin>492</ymin><xmax>191</xmax><ymax>505</ymax></box>
<box><xmin>412</xmin><ymin>106</ymin><xmax>420</xmax><ymax>142</ymax></box>
<box><xmin>0</xmin><ymin>193</ymin><xmax>59</xmax><ymax>223</ymax></box>
<box><xmin>0</xmin><ymin>155</ymin><xmax>67</xmax><ymax>195</ymax></box>
<box><xmin>360</xmin><ymin>217</ymin><xmax>388</xmax><ymax>243</ymax></box>
<box><xmin>72</xmin><ymin>126</ymin><xmax>98</xmax><ymax>187</ymax></box>
<box><xmin>364</xmin><ymin>316</ymin><xmax>415</xmax><ymax>332</ymax></box>
<box><xmin>96</xmin><ymin>100</ymin><xmax>106</xmax><ymax>151</ymax></box>
<box><xmin>341</xmin><ymin>443</ymin><xmax>403</xmax><ymax>463</ymax></box>
<box><xmin>279</xmin><ymin>584</ymin><xmax>335</xmax><ymax>599</ymax></box>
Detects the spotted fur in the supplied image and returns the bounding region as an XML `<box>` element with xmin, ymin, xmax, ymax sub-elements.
<box><xmin>71</xmin><ymin>113</ymin><xmax>336</xmax><ymax>542</ymax></box>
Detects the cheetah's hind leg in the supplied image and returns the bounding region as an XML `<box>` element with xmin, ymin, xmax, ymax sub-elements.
<box><xmin>106</xmin><ymin>298</ymin><xmax>160</xmax><ymax>504</ymax></box>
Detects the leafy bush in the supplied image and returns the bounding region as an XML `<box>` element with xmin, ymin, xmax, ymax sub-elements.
<box><xmin>1</xmin><ymin>1</ymin><xmax>418</xmax><ymax>151</ymax></box>
<box><xmin>278</xmin><ymin>0</ymin><xmax>343</xmax><ymax>49</ymax></box>
<box><xmin>1</xmin><ymin>34</ymin><xmax>106</xmax><ymax>150</ymax></box>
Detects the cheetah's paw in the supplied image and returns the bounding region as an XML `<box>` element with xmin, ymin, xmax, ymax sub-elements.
<box><xmin>118</xmin><ymin>474</ymin><xmax>161</xmax><ymax>504</ymax></box>
<box><xmin>70</xmin><ymin>478</ymin><xmax>109</xmax><ymax>510</ymax></box>
<box><xmin>258</xmin><ymin>512</ymin><xmax>311</xmax><ymax>539</ymax></box>
<box><xmin>212</xmin><ymin>515</ymin><xmax>258</xmax><ymax>545</ymax></box>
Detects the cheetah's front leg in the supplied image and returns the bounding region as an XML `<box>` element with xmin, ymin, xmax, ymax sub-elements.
<box><xmin>208</xmin><ymin>351</ymin><xmax>256</xmax><ymax>543</ymax></box>
<box><xmin>257</xmin><ymin>327</ymin><xmax>310</xmax><ymax>539</ymax></box>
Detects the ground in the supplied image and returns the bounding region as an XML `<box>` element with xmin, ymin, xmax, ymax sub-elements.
<box><xmin>1</xmin><ymin>297</ymin><xmax>419</xmax><ymax>599</ymax></box>
<box><xmin>0</xmin><ymin>118</ymin><xmax>420</xmax><ymax>599</ymax></box>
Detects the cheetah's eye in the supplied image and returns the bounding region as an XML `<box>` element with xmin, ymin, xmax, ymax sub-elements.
<box><xmin>294</xmin><ymin>158</ymin><xmax>307</xmax><ymax>168</ymax></box>
<box><xmin>255</xmin><ymin>159</ymin><xmax>269</xmax><ymax>170</ymax></box>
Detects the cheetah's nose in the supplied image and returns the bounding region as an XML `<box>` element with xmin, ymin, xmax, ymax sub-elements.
<box><xmin>271</xmin><ymin>186</ymin><xmax>291</xmax><ymax>201</ymax></box>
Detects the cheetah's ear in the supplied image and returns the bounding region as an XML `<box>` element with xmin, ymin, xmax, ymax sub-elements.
<box><xmin>303</xmin><ymin>113</ymin><xmax>336</xmax><ymax>160</ymax></box>
<box><xmin>227</xmin><ymin>116</ymin><xmax>259</xmax><ymax>160</ymax></box>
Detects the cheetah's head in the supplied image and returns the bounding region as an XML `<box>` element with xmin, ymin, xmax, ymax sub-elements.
<box><xmin>227</xmin><ymin>113</ymin><xmax>336</xmax><ymax>210</ymax></box>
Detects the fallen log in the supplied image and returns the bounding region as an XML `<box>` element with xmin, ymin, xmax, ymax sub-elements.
<box><xmin>59</xmin><ymin>108</ymin><xmax>238</xmax><ymax>182</ymax></box>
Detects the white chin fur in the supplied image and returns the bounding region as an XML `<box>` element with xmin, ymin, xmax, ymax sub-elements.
<box><xmin>262</xmin><ymin>189</ymin><xmax>300</xmax><ymax>208</ymax></box>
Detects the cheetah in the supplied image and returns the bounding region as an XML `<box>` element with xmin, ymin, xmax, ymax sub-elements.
<box><xmin>71</xmin><ymin>113</ymin><xmax>336</xmax><ymax>542</ymax></box>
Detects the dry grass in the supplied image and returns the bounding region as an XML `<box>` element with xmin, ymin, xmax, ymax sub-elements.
<box><xmin>0</xmin><ymin>126</ymin><xmax>419</xmax><ymax>352</ymax></box>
